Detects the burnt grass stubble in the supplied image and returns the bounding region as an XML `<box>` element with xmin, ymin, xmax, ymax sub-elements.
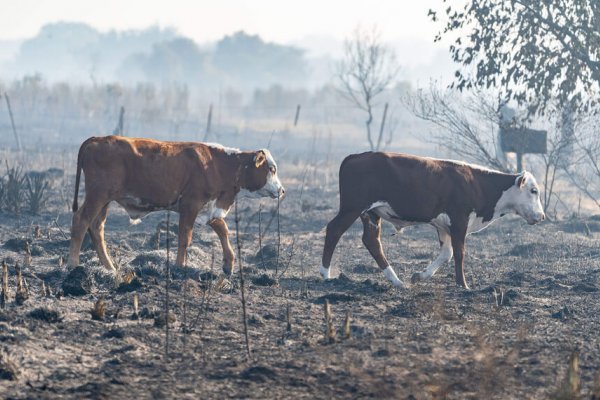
<box><xmin>0</xmin><ymin>164</ymin><xmax>599</xmax><ymax>399</ymax></box>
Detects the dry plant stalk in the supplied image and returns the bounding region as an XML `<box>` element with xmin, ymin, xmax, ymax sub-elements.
<box><xmin>164</xmin><ymin>211</ymin><xmax>171</xmax><ymax>359</ymax></box>
<box><xmin>592</xmin><ymin>373</ymin><xmax>600</xmax><ymax>400</ymax></box>
<box><xmin>155</xmin><ymin>224</ymin><xmax>161</xmax><ymax>250</ymax></box>
<box><xmin>324</xmin><ymin>299</ymin><xmax>336</xmax><ymax>344</ymax></box>
<box><xmin>132</xmin><ymin>293</ymin><xmax>139</xmax><ymax>320</ymax></box>
<box><xmin>555</xmin><ymin>351</ymin><xmax>581</xmax><ymax>400</ymax></box>
<box><xmin>57</xmin><ymin>256</ymin><xmax>64</xmax><ymax>268</ymax></box>
<box><xmin>34</xmin><ymin>225</ymin><xmax>41</xmax><ymax>239</ymax></box>
<box><xmin>275</xmin><ymin>196</ymin><xmax>281</xmax><ymax>275</ymax></box>
<box><xmin>234</xmin><ymin>200</ymin><xmax>252</xmax><ymax>359</ymax></box>
<box><xmin>343</xmin><ymin>311</ymin><xmax>351</xmax><ymax>339</ymax></box>
<box><xmin>91</xmin><ymin>298</ymin><xmax>106</xmax><ymax>321</ymax></box>
<box><xmin>23</xmin><ymin>242</ymin><xmax>32</xmax><ymax>267</ymax></box>
<box><xmin>15</xmin><ymin>263</ymin><xmax>28</xmax><ymax>305</ymax></box>
<box><xmin>492</xmin><ymin>287</ymin><xmax>504</xmax><ymax>308</ymax></box>
<box><xmin>42</xmin><ymin>280</ymin><xmax>52</xmax><ymax>297</ymax></box>
<box><xmin>1</xmin><ymin>261</ymin><xmax>8</xmax><ymax>308</ymax></box>
<box><xmin>286</xmin><ymin>302</ymin><xmax>292</xmax><ymax>332</ymax></box>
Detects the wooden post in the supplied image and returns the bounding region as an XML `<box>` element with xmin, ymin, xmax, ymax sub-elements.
<box><xmin>376</xmin><ymin>102</ymin><xmax>389</xmax><ymax>151</ymax></box>
<box><xmin>4</xmin><ymin>93</ymin><xmax>21</xmax><ymax>151</ymax></box>
<box><xmin>113</xmin><ymin>106</ymin><xmax>125</xmax><ymax>136</ymax></box>
<box><xmin>293</xmin><ymin>104</ymin><xmax>301</xmax><ymax>126</ymax></box>
<box><xmin>517</xmin><ymin>152</ymin><xmax>524</xmax><ymax>172</ymax></box>
<box><xmin>203</xmin><ymin>104</ymin><xmax>213</xmax><ymax>141</ymax></box>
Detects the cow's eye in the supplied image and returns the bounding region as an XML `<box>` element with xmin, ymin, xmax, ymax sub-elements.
<box><xmin>269</xmin><ymin>166</ymin><xmax>276</xmax><ymax>173</ymax></box>
<box><xmin>531</xmin><ymin>188</ymin><xmax>538</xmax><ymax>195</ymax></box>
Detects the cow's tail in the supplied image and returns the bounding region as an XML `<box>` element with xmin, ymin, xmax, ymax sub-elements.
<box><xmin>72</xmin><ymin>139</ymin><xmax>89</xmax><ymax>212</ymax></box>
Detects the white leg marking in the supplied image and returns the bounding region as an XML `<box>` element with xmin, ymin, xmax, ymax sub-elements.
<box><xmin>383</xmin><ymin>266</ymin><xmax>407</xmax><ymax>288</ymax></box>
<box><xmin>419</xmin><ymin>232</ymin><xmax>453</xmax><ymax>280</ymax></box>
<box><xmin>320</xmin><ymin>265</ymin><xmax>331</xmax><ymax>279</ymax></box>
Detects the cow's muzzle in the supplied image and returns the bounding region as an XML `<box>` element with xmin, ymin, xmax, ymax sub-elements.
<box><xmin>527</xmin><ymin>212</ymin><xmax>545</xmax><ymax>225</ymax></box>
<box><xmin>270</xmin><ymin>187</ymin><xmax>285</xmax><ymax>199</ymax></box>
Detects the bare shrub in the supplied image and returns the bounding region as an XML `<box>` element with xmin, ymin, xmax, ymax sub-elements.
<box><xmin>403</xmin><ymin>84</ymin><xmax>508</xmax><ymax>171</ymax></box>
<box><xmin>337</xmin><ymin>25</ymin><xmax>399</xmax><ymax>151</ymax></box>
<box><xmin>0</xmin><ymin>348</ymin><xmax>19</xmax><ymax>381</ymax></box>
<box><xmin>3</xmin><ymin>164</ymin><xmax>26</xmax><ymax>216</ymax></box>
<box><xmin>563</xmin><ymin>116</ymin><xmax>600</xmax><ymax>211</ymax></box>
<box><xmin>25</xmin><ymin>173</ymin><xmax>50</xmax><ymax>215</ymax></box>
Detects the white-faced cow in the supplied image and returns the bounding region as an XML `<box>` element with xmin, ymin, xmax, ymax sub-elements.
<box><xmin>69</xmin><ymin>135</ymin><xmax>284</xmax><ymax>275</ymax></box>
<box><xmin>320</xmin><ymin>152</ymin><xmax>545</xmax><ymax>289</ymax></box>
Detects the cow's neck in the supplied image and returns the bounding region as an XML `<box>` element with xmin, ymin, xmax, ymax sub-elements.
<box><xmin>474</xmin><ymin>171</ymin><xmax>518</xmax><ymax>222</ymax></box>
<box><xmin>231</xmin><ymin>152</ymin><xmax>254</xmax><ymax>192</ymax></box>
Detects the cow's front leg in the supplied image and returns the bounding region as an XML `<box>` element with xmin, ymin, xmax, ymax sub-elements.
<box><xmin>176</xmin><ymin>207</ymin><xmax>199</xmax><ymax>267</ymax></box>
<box><xmin>209</xmin><ymin>218</ymin><xmax>235</xmax><ymax>276</ymax></box>
<box><xmin>360</xmin><ymin>213</ymin><xmax>406</xmax><ymax>288</ymax></box>
<box><xmin>411</xmin><ymin>228</ymin><xmax>453</xmax><ymax>283</ymax></box>
<box><xmin>450</xmin><ymin>223</ymin><xmax>469</xmax><ymax>289</ymax></box>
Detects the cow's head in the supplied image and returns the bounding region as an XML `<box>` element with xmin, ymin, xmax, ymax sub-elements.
<box><xmin>240</xmin><ymin>149</ymin><xmax>285</xmax><ymax>199</ymax></box>
<box><xmin>498</xmin><ymin>171</ymin><xmax>545</xmax><ymax>225</ymax></box>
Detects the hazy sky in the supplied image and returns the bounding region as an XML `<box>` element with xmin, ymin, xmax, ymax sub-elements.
<box><xmin>0</xmin><ymin>0</ymin><xmax>444</xmax><ymax>46</ymax></box>
<box><xmin>0</xmin><ymin>0</ymin><xmax>457</xmax><ymax>82</ymax></box>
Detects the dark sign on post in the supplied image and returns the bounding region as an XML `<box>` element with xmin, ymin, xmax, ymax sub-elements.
<box><xmin>499</xmin><ymin>127</ymin><xmax>547</xmax><ymax>154</ymax></box>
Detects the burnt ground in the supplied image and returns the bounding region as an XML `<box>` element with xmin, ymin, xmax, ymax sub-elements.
<box><xmin>1</xmin><ymin>170</ymin><xmax>600</xmax><ymax>399</ymax></box>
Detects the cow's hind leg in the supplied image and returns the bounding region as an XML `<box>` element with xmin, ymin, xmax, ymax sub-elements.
<box><xmin>68</xmin><ymin>197</ymin><xmax>108</xmax><ymax>267</ymax></box>
<box><xmin>411</xmin><ymin>228</ymin><xmax>453</xmax><ymax>284</ymax></box>
<box><xmin>450</xmin><ymin>223</ymin><xmax>469</xmax><ymax>289</ymax></box>
<box><xmin>209</xmin><ymin>218</ymin><xmax>235</xmax><ymax>276</ymax></box>
<box><xmin>360</xmin><ymin>212</ymin><xmax>406</xmax><ymax>288</ymax></box>
<box><xmin>320</xmin><ymin>210</ymin><xmax>361</xmax><ymax>279</ymax></box>
<box><xmin>176</xmin><ymin>206</ymin><xmax>200</xmax><ymax>267</ymax></box>
<box><xmin>88</xmin><ymin>203</ymin><xmax>116</xmax><ymax>271</ymax></box>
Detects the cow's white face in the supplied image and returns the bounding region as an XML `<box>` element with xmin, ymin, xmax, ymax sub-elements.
<box><xmin>498</xmin><ymin>171</ymin><xmax>545</xmax><ymax>225</ymax></box>
<box><xmin>261</xmin><ymin>150</ymin><xmax>285</xmax><ymax>199</ymax></box>
<box><xmin>239</xmin><ymin>149</ymin><xmax>285</xmax><ymax>199</ymax></box>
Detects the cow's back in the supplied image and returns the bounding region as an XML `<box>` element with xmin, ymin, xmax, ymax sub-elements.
<box><xmin>338</xmin><ymin>152</ymin><xmax>475</xmax><ymax>220</ymax></box>
<box><xmin>79</xmin><ymin>136</ymin><xmax>207</xmax><ymax>203</ymax></box>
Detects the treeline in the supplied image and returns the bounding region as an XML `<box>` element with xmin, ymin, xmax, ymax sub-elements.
<box><xmin>3</xmin><ymin>23</ymin><xmax>309</xmax><ymax>94</ymax></box>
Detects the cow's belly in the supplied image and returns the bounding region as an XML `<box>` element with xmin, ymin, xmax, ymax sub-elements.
<box><xmin>116</xmin><ymin>195</ymin><xmax>180</xmax><ymax>220</ymax></box>
<box><xmin>117</xmin><ymin>195</ymin><xmax>231</xmax><ymax>225</ymax></box>
<box><xmin>366</xmin><ymin>202</ymin><xmax>494</xmax><ymax>235</ymax></box>
<box><xmin>366</xmin><ymin>201</ymin><xmax>420</xmax><ymax>231</ymax></box>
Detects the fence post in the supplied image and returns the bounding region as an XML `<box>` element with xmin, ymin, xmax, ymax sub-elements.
<box><xmin>294</xmin><ymin>104</ymin><xmax>301</xmax><ymax>126</ymax></box>
<box><xmin>376</xmin><ymin>102</ymin><xmax>389</xmax><ymax>151</ymax></box>
<box><xmin>4</xmin><ymin>93</ymin><xmax>21</xmax><ymax>151</ymax></box>
<box><xmin>113</xmin><ymin>106</ymin><xmax>125</xmax><ymax>136</ymax></box>
<box><xmin>203</xmin><ymin>104</ymin><xmax>213</xmax><ymax>141</ymax></box>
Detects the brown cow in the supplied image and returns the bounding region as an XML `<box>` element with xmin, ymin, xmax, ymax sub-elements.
<box><xmin>320</xmin><ymin>152</ymin><xmax>545</xmax><ymax>289</ymax></box>
<box><xmin>68</xmin><ymin>135</ymin><xmax>284</xmax><ymax>274</ymax></box>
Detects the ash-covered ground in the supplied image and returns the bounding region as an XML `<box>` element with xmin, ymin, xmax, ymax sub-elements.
<box><xmin>1</xmin><ymin>165</ymin><xmax>600</xmax><ymax>399</ymax></box>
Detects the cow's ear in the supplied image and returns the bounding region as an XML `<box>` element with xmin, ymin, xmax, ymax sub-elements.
<box><xmin>516</xmin><ymin>173</ymin><xmax>527</xmax><ymax>188</ymax></box>
<box><xmin>254</xmin><ymin>150</ymin><xmax>267</xmax><ymax>168</ymax></box>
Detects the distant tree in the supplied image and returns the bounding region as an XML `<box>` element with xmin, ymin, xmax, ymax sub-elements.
<box><xmin>336</xmin><ymin>26</ymin><xmax>399</xmax><ymax>150</ymax></box>
<box><xmin>213</xmin><ymin>31</ymin><xmax>308</xmax><ymax>90</ymax></box>
<box><xmin>13</xmin><ymin>22</ymin><xmax>178</xmax><ymax>83</ymax></box>
<box><xmin>430</xmin><ymin>0</ymin><xmax>600</xmax><ymax>115</ymax></box>
<box><xmin>132</xmin><ymin>38</ymin><xmax>207</xmax><ymax>84</ymax></box>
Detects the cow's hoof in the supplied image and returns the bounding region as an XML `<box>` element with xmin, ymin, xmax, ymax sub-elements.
<box><xmin>319</xmin><ymin>265</ymin><xmax>331</xmax><ymax>280</ymax></box>
<box><xmin>392</xmin><ymin>280</ymin><xmax>409</xmax><ymax>289</ymax></box>
<box><xmin>222</xmin><ymin>265</ymin><xmax>233</xmax><ymax>277</ymax></box>
<box><xmin>410</xmin><ymin>273</ymin><xmax>422</xmax><ymax>284</ymax></box>
<box><xmin>456</xmin><ymin>281</ymin><xmax>470</xmax><ymax>290</ymax></box>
